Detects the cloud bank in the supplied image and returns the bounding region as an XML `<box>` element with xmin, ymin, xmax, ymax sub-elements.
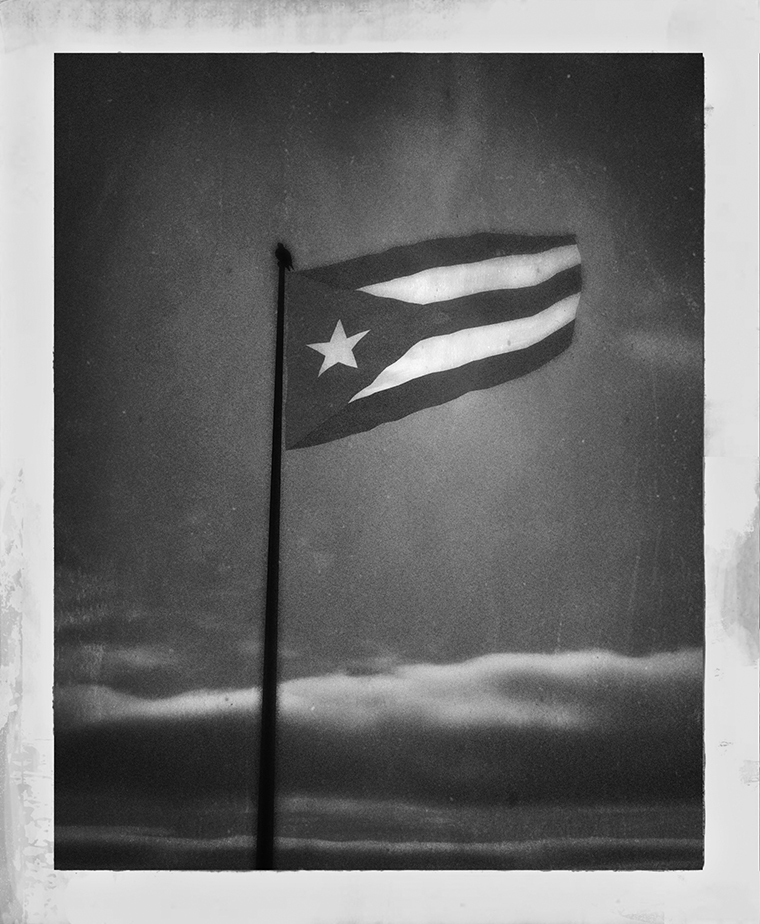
<box><xmin>56</xmin><ymin>648</ymin><xmax>702</xmax><ymax>807</ymax></box>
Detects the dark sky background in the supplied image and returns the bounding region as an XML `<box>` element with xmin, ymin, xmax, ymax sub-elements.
<box><xmin>55</xmin><ymin>54</ymin><xmax>704</xmax><ymax>691</ymax></box>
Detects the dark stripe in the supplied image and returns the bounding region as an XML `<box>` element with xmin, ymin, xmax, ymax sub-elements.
<box><xmin>300</xmin><ymin>232</ymin><xmax>578</xmax><ymax>291</ymax></box>
<box><xmin>288</xmin><ymin>322</ymin><xmax>575</xmax><ymax>449</ymax></box>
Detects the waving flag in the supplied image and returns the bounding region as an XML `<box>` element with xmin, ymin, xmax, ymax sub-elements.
<box><xmin>284</xmin><ymin>233</ymin><xmax>582</xmax><ymax>449</ymax></box>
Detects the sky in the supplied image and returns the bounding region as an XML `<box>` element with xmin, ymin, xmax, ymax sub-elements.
<box><xmin>53</xmin><ymin>53</ymin><xmax>704</xmax><ymax>866</ymax></box>
<box><xmin>55</xmin><ymin>53</ymin><xmax>703</xmax><ymax>668</ymax></box>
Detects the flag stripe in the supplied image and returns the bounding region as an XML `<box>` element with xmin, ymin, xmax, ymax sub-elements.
<box><xmin>349</xmin><ymin>293</ymin><xmax>579</xmax><ymax>402</ymax></box>
<box><xmin>302</xmin><ymin>232</ymin><xmax>577</xmax><ymax>291</ymax></box>
<box><xmin>290</xmin><ymin>324</ymin><xmax>575</xmax><ymax>449</ymax></box>
<box><xmin>357</xmin><ymin>244</ymin><xmax>581</xmax><ymax>305</ymax></box>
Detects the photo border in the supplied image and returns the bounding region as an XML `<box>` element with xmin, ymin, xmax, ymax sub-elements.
<box><xmin>1</xmin><ymin>2</ymin><xmax>757</xmax><ymax>922</ymax></box>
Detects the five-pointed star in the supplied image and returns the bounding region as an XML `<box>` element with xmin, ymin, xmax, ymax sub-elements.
<box><xmin>307</xmin><ymin>320</ymin><xmax>369</xmax><ymax>376</ymax></box>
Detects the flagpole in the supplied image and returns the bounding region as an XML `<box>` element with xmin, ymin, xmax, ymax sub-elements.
<box><xmin>255</xmin><ymin>244</ymin><xmax>289</xmax><ymax>870</ymax></box>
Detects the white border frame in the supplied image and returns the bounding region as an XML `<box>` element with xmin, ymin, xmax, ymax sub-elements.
<box><xmin>1</xmin><ymin>2</ymin><xmax>757</xmax><ymax>922</ymax></box>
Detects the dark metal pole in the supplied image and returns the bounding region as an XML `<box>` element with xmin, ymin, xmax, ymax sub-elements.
<box><xmin>256</xmin><ymin>246</ymin><xmax>288</xmax><ymax>870</ymax></box>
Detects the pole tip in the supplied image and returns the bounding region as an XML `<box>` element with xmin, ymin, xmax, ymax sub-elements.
<box><xmin>275</xmin><ymin>242</ymin><xmax>293</xmax><ymax>271</ymax></box>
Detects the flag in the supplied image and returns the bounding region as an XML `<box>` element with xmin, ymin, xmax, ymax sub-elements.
<box><xmin>284</xmin><ymin>233</ymin><xmax>581</xmax><ymax>449</ymax></box>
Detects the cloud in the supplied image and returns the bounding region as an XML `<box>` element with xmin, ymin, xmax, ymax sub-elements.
<box><xmin>56</xmin><ymin>648</ymin><xmax>702</xmax><ymax>807</ymax></box>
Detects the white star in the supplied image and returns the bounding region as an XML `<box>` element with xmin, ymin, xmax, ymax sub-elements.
<box><xmin>307</xmin><ymin>320</ymin><xmax>369</xmax><ymax>376</ymax></box>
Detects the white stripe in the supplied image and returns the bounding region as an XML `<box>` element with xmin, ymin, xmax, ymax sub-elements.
<box><xmin>349</xmin><ymin>293</ymin><xmax>579</xmax><ymax>403</ymax></box>
<box><xmin>357</xmin><ymin>244</ymin><xmax>580</xmax><ymax>304</ymax></box>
